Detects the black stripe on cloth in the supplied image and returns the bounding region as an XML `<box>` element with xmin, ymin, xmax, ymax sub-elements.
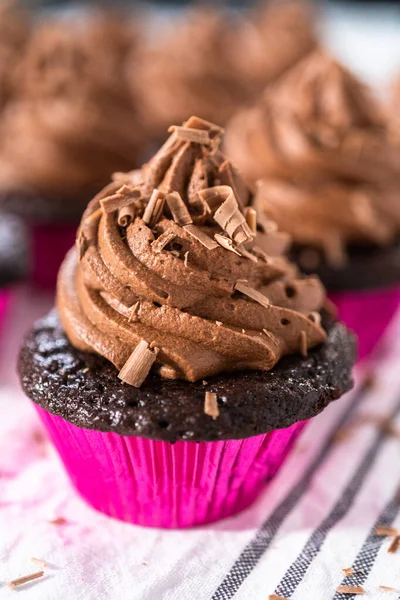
<box><xmin>211</xmin><ymin>381</ymin><xmax>368</xmax><ymax>600</ymax></box>
<box><xmin>333</xmin><ymin>484</ymin><xmax>400</xmax><ymax>599</ymax></box>
<box><xmin>273</xmin><ymin>397</ymin><xmax>400</xmax><ymax>600</ymax></box>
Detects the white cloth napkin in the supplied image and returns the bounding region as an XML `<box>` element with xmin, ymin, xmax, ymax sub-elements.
<box><xmin>1</xmin><ymin>288</ymin><xmax>400</xmax><ymax>600</ymax></box>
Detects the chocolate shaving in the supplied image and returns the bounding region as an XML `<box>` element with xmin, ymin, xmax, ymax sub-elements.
<box><xmin>184</xmin><ymin>251</ymin><xmax>189</xmax><ymax>267</ymax></box>
<box><xmin>143</xmin><ymin>189</ymin><xmax>165</xmax><ymax>227</ymax></box>
<box><xmin>184</xmin><ymin>115</ymin><xmax>224</xmax><ymax>135</ymax></box>
<box><xmin>100</xmin><ymin>187</ymin><xmax>140</xmax><ymax>213</ymax></box>
<box><xmin>308</xmin><ymin>311</ymin><xmax>322</xmax><ymax>326</ymax></box>
<box><xmin>204</xmin><ymin>391</ymin><xmax>219</xmax><ymax>419</ymax></box>
<box><xmin>300</xmin><ymin>331</ymin><xmax>308</xmax><ymax>357</ymax></box>
<box><xmin>128</xmin><ymin>301</ymin><xmax>140</xmax><ymax>323</ymax></box>
<box><xmin>151</xmin><ymin>231</ymin><xmax>176</xmax><ymax>253</ymax></box>
<box><xmin>336</xmin><ymin>585</ymin><xmax>365</xmax><ymax>595</ymax></box>
<box><xmin>238</xmin><ymin>246</ymin><xmax>258</xmax><ymax>263</ymax></box>
<box><xmin>118</xmin><ymin>340</ymin><xmax>159</xmax><ymax>387</ymax></box>
<box><xmin>215</xmin><ymin>233</ymin><xmax>242</xmax><ymax>256</ymax></box>
<box><xmin>388</xmin><ymin>535</ymin><xmax>400</xmax><ymax>554</ymax></box>
<box><xmin>379</xmin><ymin>586</ymin><xmax>398</xmax><ymax>592</ymax></box>
<box><xmin>118</xmin><ymin>205</ymin><xmax>136</xmax><ymax>227</ymax></box>
<box><xmin>184</xmin><ymin>224</ymin><xmax>219</xmax><ymax>249</ymax></box>
<box><xmin>77</xmin><ymin>230</ymin><xmax>88</xmax><ymax>261</ymax></box>
<box><xmin>8</xmin><ymin>571</ymin><xmax>44</xmax><ymax>589</ymax></box>
<box><xmin>81</xmin><ymin>207</ymin><xmax>102</xmax><ymax>241</ymax></box>
<box><xmin>213</xmin><ymin>186</ymin><xmax>253</xmax><ymax>245</ymax></box>
<box><xmin>268</xmin><ymin>595</ymin><xmax>290</xmax><ymax>600</ymax></box>
<box><xmin>31</xmin><ymin>558</ymin><xmax>47</xmax><ymax>569</ymax></box>
<box><xmin>263</xmin><ymin>329</ymin><xmax>279</xmax><ymax>346</ymax></box>
<box><xmin>168</xmin><ymin>125</ymin><xmax>211</xmax><ymax>145</ymax></box>
<box><xmin>49</xmin><ymin>517</ymin><xmax>67</xmax><ymax>525</ymax></box>
<box><xmin>375</xmin><ymin>526</ymin><xmax>399</xmax><ymax>537</ymax></box>
<box><xmin>342</xmin><ymin>567</ymin><xmax>355</xmax><ymax>577</ymax></box>
<box><xmin>166</xmin><ymin>192</ymin><xmax>193</xmax><ymax>226</ymax></box>
<box><xmin>235</xmin><ymin>281</ymin><xmax>271</xmax><ymax>309</ymax></box>
<box><xmin>244</xmin><ymin>207</ymin><xmax>257</xmax><ymax>235</ymax></box>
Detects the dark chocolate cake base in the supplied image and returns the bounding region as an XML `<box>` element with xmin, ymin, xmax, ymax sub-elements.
<box><xmin>292</xmin><ymin>238</ymin><xmax>400</xmax><ymax>292</ymax></box>
<box><xmin>19</xmin><ymin>311</ymin><xmax>356</xmax><ymax>442</ymax></box>
<box><xmin>0</xmin><ymin>213</ymin><xmax>29</xmax><ymax>287</ymax></box>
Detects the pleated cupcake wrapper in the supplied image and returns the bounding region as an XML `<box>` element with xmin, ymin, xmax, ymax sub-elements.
<box><xmin>35</xmin><ymin>405</ymin><xmax>306</xmax><ymax>529</ymax></box>
<box><xmin>31</xmin><ymin>223</ymin><xmax>77</xmax><ymax>289</ymax></box>
<box><xmin>328</xmin><ymin>285</ymin><xmax>400</xmax><ymax>361</ymax></box>
<box><xmin>0</xmin><ymin>287</ymin><xmax>11</xmax><ymax>334</ymax></box>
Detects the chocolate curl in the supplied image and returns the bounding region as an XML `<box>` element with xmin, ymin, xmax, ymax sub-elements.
<box><xmin>118</xmin><ymin>340</ymin><xmax>159</xmax><ymax>387</ymax></box>
<box><xmin>100</xmin><ymin>185</ymin><xmax>140</xmax><ymax>213</ymax></box>
<box><xmin>151</xmin><ymin>231</ymin><xmax>177</xmax><ymax>253</ymax></box>
<box><xmin>184</xmin><ymin>224</ymin><xmax>219</xmax><ymax>250</ymax></box>
<box><xmin>211</xmin><ymin>186</ymin><xmax>253</xmax><ymax>245</ymax></box>
<box><xmin>235</xmin><ymin>281</ymin><xmax>271</xmax><ymax>309</ymax></box>
<box><xmin>168</xmin><ymin>125</ymin><xmax>211</xmax><ymax>145</ymax></box>
<box><xmin>166</xmin><ymin>191</ymin><xmax>193</xmax><ymax>226</ymax></box>
<box><xmin>204</xmin><ymin>392</ymin><xmax>219</xmax><ymax>419</ymax></box>
<box><xmin>118</xmin><ymin>205</ymin><xmax>136</xmax><ymax>227</ymax></box>
<box><xmin>143</xmin><ymin>189</ymin><xmax>165</xmax><ymax>228</ymax></box>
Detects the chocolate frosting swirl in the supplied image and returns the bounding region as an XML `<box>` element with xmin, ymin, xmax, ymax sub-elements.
<box><xmin>226</xmin><ymin>51</ymin><xmax>398</xmax><ymax>184</ymax></box>
<box><xmin>226</xmin><ymin>51</ymin><xmax>400</xmax><ymax>262</ymax></box>
<box><xmin>0</xmin><ymin>13</ymin><xmax>142</xmax><ymax>197</ymax></box>
<box><xmin>57</xmin><ymin>117</ymin><xmax>327</xmax><ymax>384</ymax></box>
<box><xmin>132</xmin><ymin>8</ymin><xmax>252</xmax><ymax>137</ymax></box>
<box><xmin>232</xmin><ymin>0</ymin><xmax>316</xmax><ymax>95</ymax></box>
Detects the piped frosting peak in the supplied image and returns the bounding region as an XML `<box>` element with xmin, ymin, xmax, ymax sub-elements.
<box><xmin>57</xmin><ymin>117</ymin><xmax>327</xmax><ymax>385</ymax></box>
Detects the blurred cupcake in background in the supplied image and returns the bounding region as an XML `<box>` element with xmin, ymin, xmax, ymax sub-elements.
<box><xmin>0</xmin><ymin>10</ymin><xmax>143</xmax><ymax>288</ymax></box>
<box><xmin>0</xmin><ymin>0</ymin><xmax>31</xmax><ymax>112</ymax></box>
<box><xmin>226</xmin><ymin>51</ymin><xmax>400</xmax><ymax>360</ymax></box>
<box><xmin>131</xmin><ymin>2</ymin><xmax>317</xmax><ymax>145</ymax></box>
<box><xmin>0</xmin><ymin>214</ymin><xmax>28</xmax><ymax>336</ymax></box>
<box><xmin>131</xmin><ymin>7</ymin><xmax>253</xmax><ymax>142</ymax></box>
<box><xmin>232</xmin><ymin>0</ymin><xmax>317</xmax><ymax>96</ymax></box>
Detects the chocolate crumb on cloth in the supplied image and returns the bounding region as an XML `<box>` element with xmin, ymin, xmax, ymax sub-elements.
<box><xmin>20</xmin><ymin>117</ymin><xmax>356</xmax><ymax>442</ymax></box>
<box><xmin>336</xmin><ymin>585</ymin><xmax>365</xmax><ymax>595</ymax></box>
<box><xmin>8</xmin><ymin>570</ymin><xmax>44</xmax><ymax>589</ymax></box>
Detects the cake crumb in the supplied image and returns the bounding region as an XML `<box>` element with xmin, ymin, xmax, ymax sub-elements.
<box><xmin>388</xmin><ymin>535</ymin><xmax>400</xmax><ymax>554</ymax></box>
<box><xmin>336</xmin><ymin>585</ymin><xmax>365</xmax><ymax>595</ymax></box>
<box><xmin>8</xmin><ymin>571</ymin><xmax>44</xmax><ymax>589</ymax></box>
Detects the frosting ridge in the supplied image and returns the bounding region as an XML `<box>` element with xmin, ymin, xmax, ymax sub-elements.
<box><xmin>57</xmin><ymin>117</ymin><xmax>327</xmax><ymax>384</ymax></box>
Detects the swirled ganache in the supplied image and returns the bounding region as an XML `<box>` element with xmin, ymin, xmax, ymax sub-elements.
<box><xmin>56</xmin><ymin>116</ymin><xmax>330</xmax><ymax>385</ymax></box>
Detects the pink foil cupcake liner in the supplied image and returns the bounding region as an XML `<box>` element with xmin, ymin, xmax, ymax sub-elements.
<box><xmin>0</xmin><ymin>288</ymin><xmax>11</xmax><ymax>335</ymax></box>
<box><xmin>328</xmin><ymin>285</ymin><xmax>400</xmax><ymax>361</ymax></box>
<box><xmin>36</xmin><ymin>406</ymin><xmax>306</xmax><ymax>528</ymax></box>
<box><xmin>31</xmin><ymin>223</ymin><xmax>77</xmax><ymax>289</ymax></box>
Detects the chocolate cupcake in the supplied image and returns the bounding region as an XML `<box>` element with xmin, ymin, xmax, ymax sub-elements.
<box><xmin>232</xmin><ymin>0</ymin><xmax>317</xmax><ymax>97</ymax></box>
<box><xmin>0</xmin><ymin>213</ymin><xmax>28</xmax><ymax>335</ymax></box>
<box><xmin>0</xmin><ymin>11</ymin><xmax>142</xmax><ymax>287</ymax></box>
<box><xmin>19</xmin><ymin>117</ymin><xmax>356</xmax><ymax>528</ymax></box>
<box><xmin>131</xmin><ymin>7</ymin><xmax>252</xmax><ymax>142</ymax></box>
<box><xmin>226</xmin><ymin>51</ymin><xmax>400</xmax><ymax>360</ymax></box>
